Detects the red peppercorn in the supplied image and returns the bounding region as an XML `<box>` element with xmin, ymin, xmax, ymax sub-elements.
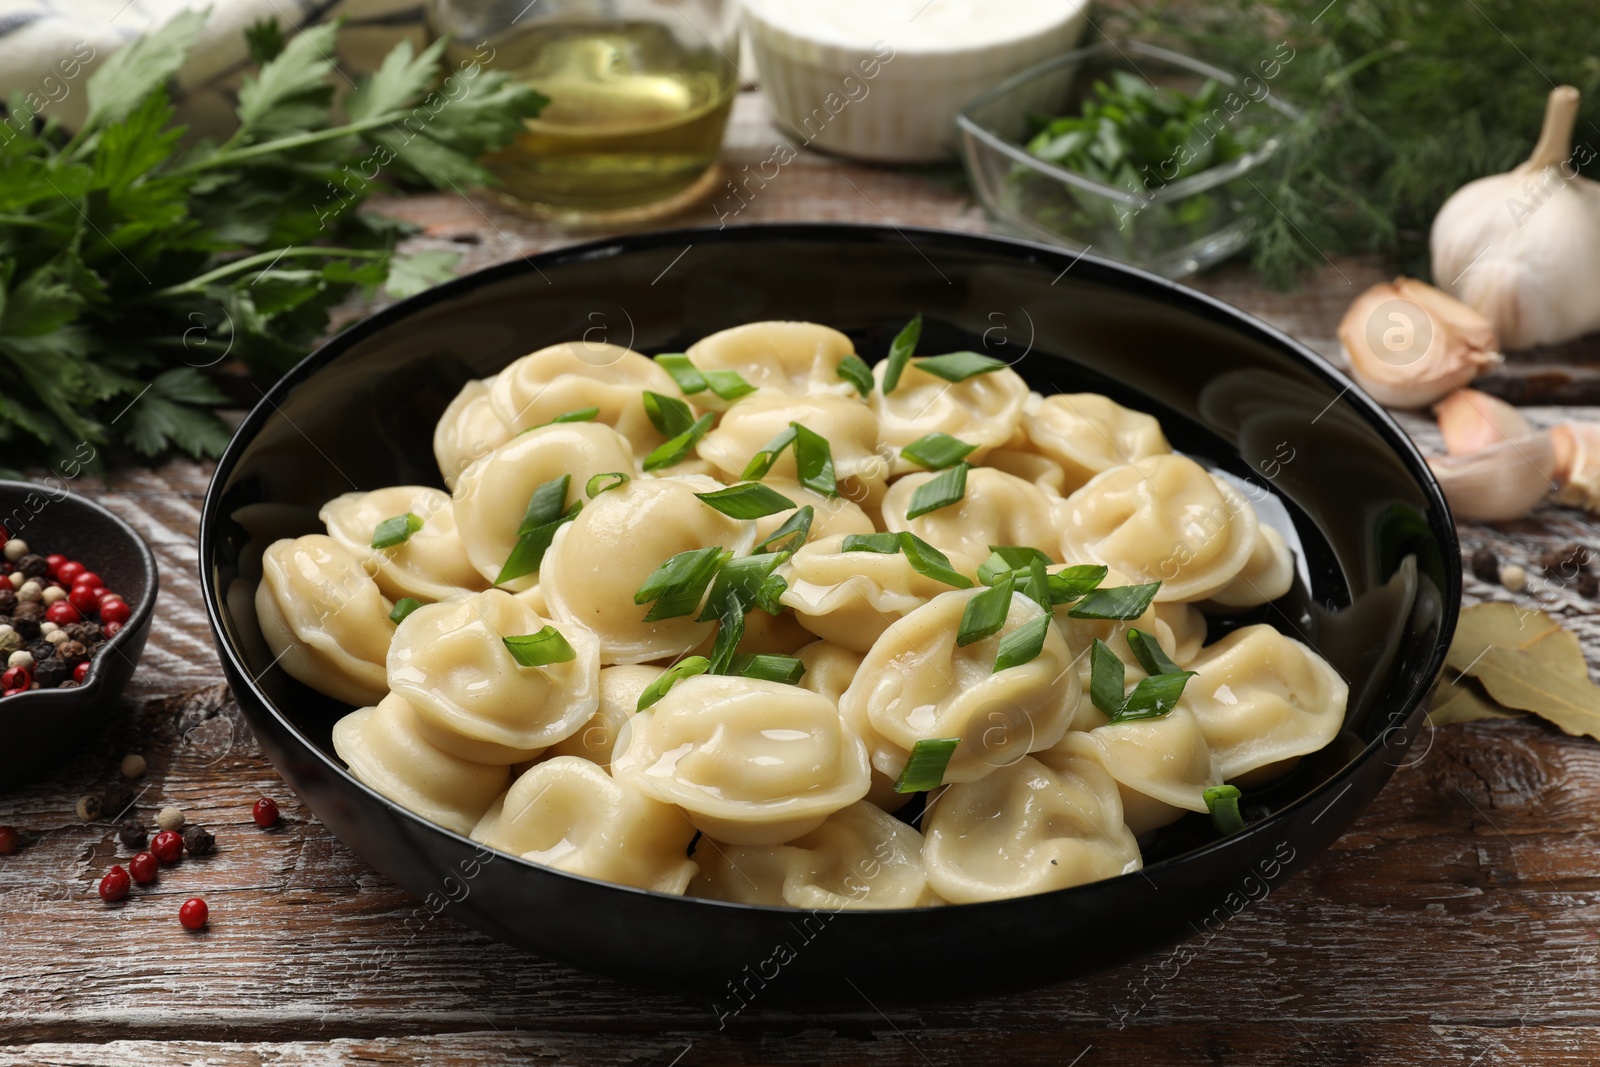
<box><xmin>67</xmin><ymin>585</ymin><xmax>99</xmax><ymax>615</ymax></box>
<box><xmin>1</xmin><ymin>666</ymin><xmax>30</xmax><ymax>691</ymax></box>
<box><xmin>56</xmin><ymin>560</ymin><xmax>84</xmax><ymax>585</ymax></box>
<box><xmin>73</xmin><ymin>661</ymin><xmax>90</xmax><ymax>683</ymax></box>
<box><xmin>44</xmin><ymin>554</ymin><xmax>65</xmax><ymax>577</ymax></box>
<box><xmin>151</xmin><ymin>829</ymin><xmax>183</xmax><ymax>864</ymax></box>
<box><xmin>45</xmin><ymin>600</ymin><xmax>81</xmax><ymax>625</ymax></box>
<box><xmin>0</xmin><ymin>825</ymin><xmax>17</xmax><ymax>854</ymax></box>
<box><xmin>128</xmin><ymin>851</ymin><xmax>159</xmax><ymax>884</ymax></box>
<box><xmin>252</xmin><ymin>797</ymin><xmax>280</xmax><ymax>828</ymax></box>
<box><xmin>98</xmin><ymin>865</ymin><xmax>131</xmax><ymax>902</ymax></box>
<box><xmin>179</xmin><ymin>897</ymin><xmax>209</xmax><ymax>930</ymax></box>
<box><xmin>103</xmin><ymin>620</ymin><xmax>122</xmax><ymax>638</ymax></box>
<box><xmin>99</xmin><ymin>598</ymin><xmax>131</xmax><ymax>626</ymax></box>
<box><xmin>72</xmin><ymin>572</ymin><xmax>102</xmax><ymax>591</ymax></box>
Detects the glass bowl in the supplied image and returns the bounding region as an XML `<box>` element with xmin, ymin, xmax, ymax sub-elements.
<box><xmin>956</xmin><ymin>40</ymin><xmax>1301</xmax><ymax>278</ymax></box>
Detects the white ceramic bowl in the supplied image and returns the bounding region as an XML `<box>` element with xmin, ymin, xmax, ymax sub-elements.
<box><xmin>741</xmin><ymin>0</ymin><xmax>1089</xmax><ymax>163</ymax></box>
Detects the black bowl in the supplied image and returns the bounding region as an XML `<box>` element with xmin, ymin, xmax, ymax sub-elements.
<box><xmin>0</xmin><ymin>480</ymin><xmax>159</xmax><ymax>788</ymax></box>
<box><xmin>199</xmin><ymin>224</ymin><xmax>1458</xmax><ymax>1002</ymax></box>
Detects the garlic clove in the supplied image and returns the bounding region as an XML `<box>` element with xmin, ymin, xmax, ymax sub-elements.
<box><xmin>1339</xmin><ymin>277</ymin><xmax>1502</xmax><ymax>409</ymax></box>
<box><xmin>1433</xmin><ymin>388</ymin><xmax>1531</xmax><ymax>455</ymax></box>
<box><xmin>1427</xmin><ymin>430</ymin><xmax>1556</xmax><ymax>522</ymax></box>
<box><xmin>1552</xmin><ymin>421</ymin><xmax>1600</xmax><ymax>511</ymax></box>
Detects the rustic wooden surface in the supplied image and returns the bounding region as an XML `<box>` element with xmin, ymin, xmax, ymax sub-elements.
<box><xmin>5</xmin><ymin>89</ymin><xmax>1600</xmax><ymax>1066</ymax></box>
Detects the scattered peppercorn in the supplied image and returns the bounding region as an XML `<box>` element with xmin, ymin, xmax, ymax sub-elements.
<box><xmin>0</xmin><ymin>589</ymin><xmax>19</xmax><ymax>614</ymax></box>
<box><xmin>1540</xmin><ymin>542</ymin><xmax>1593</xmax><ymax>580</ymax></box>
<box><xmin>179</xmin><ymin>897</ymin><xmax>209</xmax><ymax>930</ymax></box>
<box><xmin>1470</xmin><ymin>546</ymin><xmax>1500</xmax><ymax>583</ymax></box>
<box><xmin>156</xmin><ymin>806</ymin><xmax>184</xmax><ymax>832</ymax></box>
<box><xmin>182</xmin><ymin>824</ymin><xmax>215</xmax><ymax>857</ymax></box>
<box><xmin>33</xmin><ymin>658</ymin><xmax>66</xmax><ymax>688</ymax></box>
<box><xmin>11</xmin><ymin>603</ymin><xmax>42</xmax><ymax>639</ymax></box>
<box><xmin>0</xmin><ymin>548</ymin><xmax>132</xmax><ymax>696</ymax></box>
<box><xmin>100</xmin><ymin>783</ymin><xmax>133</xmax><ymax>819</ymax></box>
<box><xmin>128</xmin><ymin>851</ymin><xmax>158</xmax><ymax>884</ymax></box>
<box><xmin>252</xmin><ymin>797</ymin><xmax>280</xmax><ymax>829</ymax></box>
<box><xmin>57</xmin><ymin>639</ymin><xmax>86</xmax><ymax>663</ymax></box>
<box><xmin>75</xmin><ymin>794</ymin><xmax>102</xmax><ymax>821</ymax></box>
<box><xmin>72</xmin><ymin>661</ymin><xmax>89</xmax><ymax>684</ymax></box>
<box><xmin>62</xmin><ymin>622</ymin><xmax>100</xmax><ymax>645</ymax></box>
<box><xmin>98</xmin><ymin>865</ymin><xmax>131</xmax><ymax>903</ymax></box>
<box><xmin>25</xmin><ymin>639</ymin><xmax>52</xmax><ymax>662</ymax></box>
<box><xmin>120</xmin><ymin>753</ymin><xmax>147</xmax><ymax>779</ymax></box>
<box><xmin>15</xmin><ymin>554</ymin><xmax>47</xmax><ymax>579</ymax></box>
<box><xmin>151</xmin><ymin>829</ymin><xmax>183</xmax><ymax>864</ymax></box>
<box><xmin>0</xmin><ymin>825</ymin><xmax>17</xmax><ymax>854</ymax></box>
<box><xmin>2</xmin><ymin>539</ymin><xmax>25</xmax><ymax>562</ymax></box>
<box><xmin>117</xmin><ymin>819</ymin><xmax>147</xmax><ymax>849</ymax></box>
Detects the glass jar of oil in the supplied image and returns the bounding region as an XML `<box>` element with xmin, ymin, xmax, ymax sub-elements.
<box><xmin>429</xmin><ymin>0</ymin><xmax>740</xmax><ymax>221</ymax></box>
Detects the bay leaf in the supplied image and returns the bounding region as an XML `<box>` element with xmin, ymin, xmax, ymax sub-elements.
<box><xmin>1470</xmin><ymin>646</ymin><xmax>1600</xmax><ymax>742</ymax></box>
<box><xmin>1427</xmin><ymin>671</ymin><xmax>1522</xmax><ymax>727</ymax></box>
<box><xmin>1446</xmin><ymin>602</ymin><xmax>1587</xmax><ymax>678</ymax></box>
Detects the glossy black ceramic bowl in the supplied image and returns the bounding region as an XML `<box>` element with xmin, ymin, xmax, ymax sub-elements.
<box><xmin>0</xmin><ymin>481</ymin><xmax>158</xmax><ymax>788</ymax></box>
<box><xmin>200</xmin><ymin>224</ymin><xmax>1458</xmax><ymax>1002</ymax></box>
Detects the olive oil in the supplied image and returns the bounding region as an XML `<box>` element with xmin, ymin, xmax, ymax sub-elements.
<box><xmin>452</xmin><ymin>22</ymin><xmax>738</xmax><ymax>218</ymax></box>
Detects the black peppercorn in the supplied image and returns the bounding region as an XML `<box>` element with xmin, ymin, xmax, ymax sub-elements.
<box><xmin>33</xmin><ymin>658</ymin><xmax>66</xmax><ymax>688</ymax></box>
<box><xmin>62</xmin><ymin>622</ymin><xmax>100</xmax><ymax>645</ymax></box>
<box><xmin>11</xmin><ymin>602</ymin><xmax>42</xmax><ymax>639</ymax></box>
<box><xmin>0</xmin><ymin>589</ymin><xmax>17</xmax><ymax>615</ymax></box>
<box><xmin>1469</xmin><ymin>547</ymin><xmax>1500</xmax><ymax>584</ymax></box>
<box><xmin>100</xmin><ymin>782</ymin><xmax>133</xmax><ymax>819</ymax></box>
<box><xmin>15</xmin><ymin>554</ymin><xmax>47</xmax><ymax>579</ymax></box>
<box><xmin>117</xmin><ymin>818</ymin><xmax>147</xmax><ymax>849</ymax></box>
<box><xmin>25</xmin><ymin>639</ymin><xmax>53</xmax><ymax>662</ymax></box>
<box><xmin>1541</xmin><ymin>542</ymin><xmax>1593</xmax><ymax>580</ymax></box>
<box><xmin>182</xmin><ymin>824</ymin><xmax>215</xmax><ymax>857</ymax></box>
<box><xmin>57</xmin><ymin>679</ymin><xmax>79</xmax><ymax>689</ymax></box>
<box><xmin>56</xmin><ymin>640</ymin><xmax>86</xmax><ymax>665</ymax></box>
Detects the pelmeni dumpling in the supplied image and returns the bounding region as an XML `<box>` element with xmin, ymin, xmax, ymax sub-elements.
<box><xmin>333</xmin><ymin>693</ymin><xmax>509</xmax><ymax>835</ymax></box>
<box><xmin>796</xmin><ymin>640</ymin><xmax>864</xmax><ymax>703</ymax></box>
<box><xmin>691</xmin><ymin>801</ymin><xmax>939</xmax><ymax>909</ymax></box>
<box><xmin>319</xmin><ymin>486</ymin><xmax>485</xmax><ymax>602</ymax></box>
<box><xmin>452</xmin><ymin>423</ymin><xmax>637</xmax><ymax>591</ymax></box>
<box><xmin>922</xmin><ymin>752</ymin><xmax>1141</xmax><ymax>904</ymax></box>
<box><xmin>541</xmin><ymin>475</ymin><xmax>756</xmax><ymax>664</ymax></box>
<box><xmin>1022</xmin><ymin>393</ymin><xmax>1171</xmax><ymax>492</ymax></box>
<box><xmin>686</xmin><ymin>321</ymin><xmax>858</xmax><ymax>406</ymax></box>
<box><xmin>612</xmin><ymin>675</ymin><xmax>871</xmax><ymax>845</ymax></box>
<box><xmin>752</xmin><ymin>479</ymin><xmax>876</xmax><ymax>545</ymax></box>
<box><xmin>1056</xmin><ymin>567</ymin><xmax>1185</xmax><ymax>703</ymax></box>
<box><xmin>982</xmin><ymin>447</ymin><xmax>1068</xmax><ymax>496</ymax></box>
<box><xmin>387</xmin><ymin>590</ymin><xmax>601</xmax><ymax>763</ymax></box>
<box><xmin>1207</xmin><ymin>526</ymin><xmax>1297</xmax><ymax>608</ymax></box>
<box><xmin>542</xmin><ymin>664</ymin><xmax>664</xmax><ymax>769</ymax></box>
<box><xmin>871</xmin><ymin>361</ymin><xmax>1030</xmax><ymax>472</ymax></box>
<box><xmin>1048</xmin><ymin>713</ymin><xmax>1221</xmax><ymax>834</ymax></box>
<box><xmin>471</xmin><ymin>756</ymin><xmax>698</xmax><ymax>893</ymax></box>
<box><xmin>1158</xmin><ymin>601</ymin><xmax>1208</xmax><ymax>665</ymax></box>
<box><xmin>434</xmin><ymin>378</ymin><xmax>515</xmax><ymax>490</ymax></box>
<box><xmin>488</xmin><ymin>341</ymin><xmax>682</xmax><ymax>456</ymax></box>
<box><xmin>256</xmin><ymin>535</ymin><xmax>394</xmax><ymax>706</ymax></box>
<box><xmin>696</xmin><ymin>394</ymin><xmax>886</xmax><ymax>491</ymax></box>
<box><xmin>780</xmin><ymin>534</ymin><xmax>981</xmax><ymax>654</ymax></box>
<box><xmin>1058</xmin><ymin>454</ymin><xmax>1260</xmax><ymax>602</ymax></box>
<box><xmin>884</xmin><ymin>466</ymin><xmax>1063</xmax><ymax>563</ymax></box>
<box><xmin>840</xmin><ymin>588</ymin><xmax>1080</xmax><ymax>784</ymax></box>
<box><xmin>1182</xmin><ymin>624</ymin><xmax>1349</xmax><ymax>784</ymax></box>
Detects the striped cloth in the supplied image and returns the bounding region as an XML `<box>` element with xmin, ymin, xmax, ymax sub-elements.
<box><xmin>0</xmin><ymin>0</ymin><xmax>428</xmax><ymax>135</ymax></box>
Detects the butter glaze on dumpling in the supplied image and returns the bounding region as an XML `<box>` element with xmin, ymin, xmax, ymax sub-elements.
<box><xmin>488</xmin><ymin>341</ymin><xmax>683</xmax><ymax>457</ymax></box>
<box><xmin>319</xmin><ymin>485</ymin><xmax>485</xmax><ymax>602</ymax></box>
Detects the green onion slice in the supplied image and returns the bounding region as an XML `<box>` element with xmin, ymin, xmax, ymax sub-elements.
<box><xmin>634</xmin><ymin>547</ymin><xmax>731</xmax><ymax>622</ymax></box>
<box><xmin>913</xmin><ymin>351</ymin><xmax>1007</xmax><ymax>383</ymax></box>
<box><xmin>791</xmin><ymin>423</ymin><xmax>837</xmax><ymax>497</ymax></box>
<box><xmin>697</xmin><ymin>552</ymin><xmax>789</xmax><ymax>622</ymax></box>
<box><xmin>1089</xmin><ymin>638</ymin><xmax>1127</xmax><ymax>717</ymax></box>
<box><xmin>585</xmin><ymin>472</ymin><xmax>630</xmax><ymax>498</ymax></box>
<box><xmin>643</xmin><ymin>412</ymin><xmax>714</xmax><ymax>472</ymax></box>
<box><xmin>1110</xmin><ymin>670</ymin><xmax>1196</xmax><ymax>724</ymax></box>
<box><xmin>741</xmin><ymin>425</ymin><xmax>798</xmax><ymax>481</ymax></box>
<box><xmin>893</xmin><ymin>737</ymin><xmax>960</xmax><ymax>793</ymax></box>
<box><xmin>695</xmin><ymin>482</ymin><xmax>797</xmax><ymax>519</ymax></box>
<box><xmin>1068</xmin><ymin>582</ymin><xmax>1161</xmax><ymax>620</ymax></box>
<box><xmin>957</xmin><ymin>573</ymin><xmax>1014</xmax><ymax>647</ymax></box>
<box><xmin>753</xmin><ymin>505</ymin><xmax>814</xmax><ymax>554</ymax></box>
<box><xmin>841</xmin><ymin>532</ymin><xmax>902</xmax><ymax>554</ymax></box>
<box><xmin>636</xmin><ymin>656</ymin><xmax>711</xmax><ymax>711</ymax></box>
<box><xmin>836</xmin><ymin>354</ymin><xmax>874</xmax><ymax>398</ymax></box>
<box><xmin>371</xmin><ymin>512</ymin><xmax>422</xmax><ymax>550</ymax></box>
<box><xmin>517</xmin><ymin>475</ymin><xmax>570</xmax><ymax>535</ymax></box>
<box><xmin>1046</xmin><ymin>564</ymin><xmax>1110</xmax><ymax>605</ymax></box>
<box><xmin>729</xmin><ymin>653</ymin><xmax>807</xmax><ymax>684</ymax></box>
<box><xmin>901</xmin><ymin>432</ymin><xmax>978</xmax><ymax>471</ymax></box>
<box><xmin>899</xmin><ymin>533</ymin><xmax>973</xmax><ymax>589</ymax></box>
<box><xmin>503</xmin><ymin>626</ymin><xmax>577</xmax><ymax>667</ymax></box>
<box><xmin>881</xmin><ymin>313</ymin><xmax>922</xmax><ymax>395</ymax></box>
<box><xmin>388</xmin><ymin>597</ymin><xmax>423</xmax><ymax>625</ymax></box>
<box><xmin>1204</xmin><ymin>784</ymin><xmax>1245</xmax><ymax>835</ymax></box>
<box><xmin>654</xmin><ymin>353</ymin><xmax>708</xmax><ymax>394</ymax></box>
<box><xmin>708</xmin><ymin>599</ymin><xmax>745</xmax><ymax>675</ymax></box>
<box><xmin>977</xmin><ymin>546</ymin><xmax>1055</xmax><ymax>586</ymax></box>
<box><xmin>993</xmin><ymin>612</ymin><xmax>1051</xmax><ymax>672</ymax></box>
<box><xmin>494</xmin><ymin>499</ymin><xmax>580</xmax><ymax>585</ymax></box>
<box><xmin>1022</xmin><ymin>555</ymin><xmax>1050</xmax><ymax>609</ymax></box>
<box><xmin>1127</xmin><ymin>628</ymin><xmax>1183</xmax><ymax>677</ymax></box>
<box><xmin>704</xmin><ymin>368</ymin><xmax>757</xmax><ymax>401</ymax></box>
<box><xmin>906</xmin><ymin>462</ymin><xmax>968</xmax><ymax>519</ymax></box>
<box><xmin>520</xmin><ymin>407</ymin><xmax>601</xmax><ymax>434</ymax></box>
<box><xmin>642</xmin><ymin>391</ymin><xmax>696</xmax><ymax>437</ymax></box>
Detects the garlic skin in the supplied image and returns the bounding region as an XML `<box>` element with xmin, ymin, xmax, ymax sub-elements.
<box><xmin>1431</xmin><ymin>86</ymin><xmax>1600</xmax><ymax>349</ymax></box>
<box><xmin>1552</xmin><ymin>421</ymin><xmax>1600</xmax><ymax>511</ymax></box>
<box><xmin>1427</xmin><ymin>430</ymin><xmax>1556</xmax><ymax>522</ymax></box>
<box><xmin>1433</xmin><ymin>388</ymin><xmax>1530</xmax><ymax>455</ymax></box>
<box><xmin>1338</xmin><ymin>278</ymin><xmax>1501</xmax><ymax>408</ymax></box>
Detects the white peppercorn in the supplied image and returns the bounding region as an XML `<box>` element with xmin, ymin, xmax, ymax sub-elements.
<box><xmin>1501</xmin><ymin>563</ymin><xmax>1528</xmax><ymax>592</ymax></box>
<box><xmin>43</xmin><ymin>630</ymin><xmax>67</xmax><ymax>646</ymax></box>
<box><xmin>40</xmin><ymin>586</ymin><xmax>64</xmax><ymax>605</ymax></box>
<box><xmin>7</xmin><ymin>650</ymin><xmax>33</xmax><ymax>670</ymax></box>
<box><xmin>120</xmin><ymin>753</ymin><xmax>147</xmax><ymax>779</ymax></box>
<box><xmin>3</xmin><ymin>539</ymin><xmax>27</xmax><ymax>562</ymax></box>
<box><xmin>16</xmin><ymin>581</ymin><xmax>41</xmax><ymax>603</ymax></box>
<box><xmin>155</xmin><ymin>806</ymin><xmax>184</xmax><ymax>832</ymax></box>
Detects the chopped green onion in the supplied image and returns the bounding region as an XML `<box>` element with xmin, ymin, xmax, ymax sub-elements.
<box><xmin>519</xmin><ymin>407</ymin><xmax>601</xmax><ymax>433</ymax></box>
<box><xmin>517</xmin><ymin>475</ymin><xmax>571</xmax><ymax>535</ymax></box>
<box><xmin>697</xmin><ymin>552</ymin><xmax>789</xmax><ymax>622</ymax></box>
<box><xmin>741</xmin><ymin>425</ymin><xmax>798</xmax><ymax>481</ymax></box>
<box><xmin>791</xmin><ymin>423</ymin><xmax>837</xmax><ymax>497</ymax></box>
<box><xmin>634</xmin><ymin>547</ymin><xmax>732</xmax><ymax>621</ymax></box>
<box><xmin>957</xmin><ymin>573</ymin><xmax>1014</xmax><ymax>647</ymax></box>
<box><xmin>1204</xmin><ymin>784</ymin><xmax>1245</xmax><ymax>835</ymax></box>
<box><xmin>906</xmin><ymin>462</ymin><xmax>968</xmax><ymax>519</ymax></box>
<box><xmin>1089</xmin><ymin>638</ymin><xmax>1127</xmax><ymax>717</ymax></box>
<box><xmin>388</xmin><ymin>598</ymin><xmax>423</xmax><ymax>625</ymax></box>
<box><xmin>704</xmin><ymin>368</ymin><xmax>757</xmax><ymax>401</ymax></box>
<box><xmin>994</xmin><ymin>612</ymin><xmax>1052</xmax><ymax>672</ymax></box>
<box><xmin>1127</xmin><ymin>628</ymin><xmax>1183</xmax><ymax>677</ymax></box>
<box><xmin>977</xmin><ymin>546</ymin><xmax>1055</xmax><ymax>586</ymax></box>
<box><xmin>1110</xmin><ymin>670</ymin><xmax>1196</xmax><ymax>724</ymax></box>
<box><xmin>754</xmin><ymin>505</ymin><xmax>813</xmax><ymax>554</ymax></box>
<box><xmin>893</xmin><ymin>737</ymin><xmax>960</xmax><ymax>793</ymax></box>
<box><xmin>913</xmin><ymin>352</ymin><xmax>1007</xmax><ymax>383</ymax></box>
<box><xmin>494</xmin><ymin>499</ymin><xmax>580</xmax><ymax>585</ymax></box>
<box><xmin>836</xmin><ymin>354</ymin><xmax>874</xmax><ymax>398</ymax></box>
<box><xmin>585</xmin><ymin>472</ymin><xmax>630</xmax><ymax>498</ymax></box>
<box><xmin>881</xmin><ymin>313</ymin><xmax>922</xmax><ymax>394</ymax></box>
<box><xmin>842</xmin><ymin>532</ymin><xmax>903</xmax><ymax>554</ymax></box>
<box><xmin>901</xmin><ymin>432</ymin><xmax>978</xmax><ymax>471</ymax></box>
<box><xmin>899</xmin><ymin>533</ymin><xmax>973</xmax><ymax>589</ymax></box>
<box><xmin>1069</xmin><ymin>582</ymin><xmax>1161</xmax><ymax>620</ymax></box>
<box><xmin>729</xmin><ymin>653</ymin><xmax>807</xmax><ymax>685</ymax></box>
<box><xmin>695</xmin><ymin>482</ymin><xmax>797</xmax><ymax>519</ymax></box>
<box><xmin>643</xmin><ymin>412</ymin><xmax>714</xmax><ymax>472</ymax></box>
<box><xmin>503</xmin><ymin>626</ymin><xmax>577</xmax><ymax>667</ymax></box>
<box><xmin>1023</xmin><ymin>555</ymin><xmax>1050</xmax><ymax>608</ymax></box>
<box><xmin>654</xmin><ymin>353</ymin><xmax>709</xmax><ymax>394</ymax></box>
<box><xmin>371</xmin><ymin>512</ymin><xmax>423</xmax><ymax>550</ymax></box>
<box><xmin>1046</xmin><ymin>564</ymin><xmax>1110</xmax><ymax>605</ymax></box>
<box><xmin>636</xmin><ymin>656</ymin><xmax>711</xmax><ymax>711</ymax></box>
<box><xmin>708</xmin><ymin>599</ymin><xmax>744</xmax><ymax>675</ymax></box>
<box><xmin>642</xmin><ymin>391</ymin><xmax>696</xmax><ymax>437</ymax></box>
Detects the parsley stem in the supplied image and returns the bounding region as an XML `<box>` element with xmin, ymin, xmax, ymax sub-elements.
<box><xmin>150</xmin><ymin>247</ymin><xmax>390</xmax><ymax>297</ymax></box>
<box><xmin>177</xmin><ymin>113</ymin><xmax>405</xmax><ymax>172</ymax></box>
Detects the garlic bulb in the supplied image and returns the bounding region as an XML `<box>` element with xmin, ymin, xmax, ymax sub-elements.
<box><xmin>1427</xmin><ymin>430</ymin><xmax>1557</xmax><ymax>522</ymax></box>
<box><xmin>1431</xmin><ymin>86</ymin><xmax>1600</xmax><ymax>349</ymax></box>
<box><xmin>1553</xmin><ymin>421</ymin><xmax>1600</xmax><ymax>510</ymax></box>
<box><xmin>1433</xmin><ymin>388</ymin><xmax>1530</xmax><ymax>455</ymax></box>
<box><xmin>1338</xmin><ymin>277</ymin><xmax>1501</xmax><ymax>408</ymax></box>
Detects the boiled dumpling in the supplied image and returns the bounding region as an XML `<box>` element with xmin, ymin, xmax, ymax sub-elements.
<box><xmin>871</xmin><ymin>361</ymin><xmax>1029</xmax><ymax>472</ymax></box>
<box><xmin>751</xmin><ymin>479</ymin><xmax>876</xmax><ymax>545</ymax></box>
<box><xmin>691</xmin><ymin>801</ymin><xmax>940</xmax><ymax>909</ymax></box>
<box><xmin>471</xmin><ymin>756</ymin><xmax>698</xmax><ymax>893</ymax></box>
<box><xmin>1182</xmin><ymin>624</ymin><xmax>1349</xmax><ymax>784</ymax></box>
<box><xmin>1207</xmin><ymin>525</ymin><xmax>1297</xmax><ymax>608</ymax></box>
<box><xmin>333</xmin><ymin>693</ymin><xmax>509</xmax><ymax>835</ymax></box>
<box><xmin>696</xmin><ymin>393</ymin><xmax>887</xmax><ymax>493</ymax></box>
<box><xmin>452</xmin><ymin>422</ymin><xmax>637</xmax><ymax>592</ymax></box>
<box><xmin>319</xmin><ymin>486</ymin><xmax>485</xmax><ymax>602</ymax></box>
<box><xmin>541</xmin><ymin>475</ymin><xmax>756</xmax><ymax>664</ymax></box>
<box><xmin>387</xmin><ymin>590</ymin><xmax>601</xmax><ymax>764</ymax></box>
<box><xmin>488</xmin><ymin>341</ymin><xmax>682</xmax><ymax>457</ymax></box>
<box><xmin>612</xmin><ymin>675</ymin><xmax>871</xmax><ymax>845</ymax></box>
<box><xmin>840</xmin><ymin>587</ymin><xmax>1080</xmax><ymax>784</ymax></box>
<box><xmin>795</xmin><ymin>640</ymin><xmax>864</xmax><ymax>703</ymax></box>
<box><xmin>1047</xmin><ymin>712</ymin><xmax>1220</xmax><ymax>834</ymax></box>
<box><xmin>922</xmin><ymin>752</ymin><xmax>1141</xmax><ymax>903</ymax></box>
<box><xmin>1058</xmin><ymin>454</ymin><xmax>1260</xmax><ymax>602</ymax></box>
<box><xmin>1157</xmin><ymin>601</ymin><xmax>1208</xmax><ymax>664</ymax></box>
<box><xmin>884</xmin><ymin>466</ymin><xmax>1063</xmax><ymax>563</ymax></box>
<box><xmin>982</xmin><ymin>446</ymin><xmax>1068</xmax><ymax>496</ymax></box>
<box><xmin>1022</xmin><ymin>393</ymin><xmax>1171</xmax><ymax>492</ymax></box>
<box><xmin>256</xmin><ymin>534</ymin><xmax>394</xmax><ymax>706</ymax></box>
<box><xmin>542</xmin><ymin>664</ymin><xmax>664</xmax><ymax>769</ymax></box>
<box><xmin>1056</xmin><ymin>566</ymin><xmax>1186</xmax><ymax>709</ymax></box>
<box><xmin>780</xmin><ymin>534</ymin><xmax>981</xmax><ymax>654</ymax></box>
<box><xmin>686</xmin><ymin>321</ymin><xmax>859</xmax><ymax>407</ymax></box>
<box><xmin>433</xmin><ymin>378</ymin><xmax>515</xmax><ymax>490</ymax></box>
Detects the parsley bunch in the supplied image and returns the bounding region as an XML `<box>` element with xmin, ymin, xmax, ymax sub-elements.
<box><xmin>0</xmin><ymin>13</ymin><xmax>546</xmax><ymax>468</ymax></box>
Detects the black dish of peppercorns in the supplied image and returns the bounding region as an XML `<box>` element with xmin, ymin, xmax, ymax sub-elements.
<box><xmin>0</xmin><ymin>535</ymin><xmax>135</xmax><ymax>698</ymax></box>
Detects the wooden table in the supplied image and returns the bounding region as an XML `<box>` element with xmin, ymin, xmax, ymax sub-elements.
<box><xmin>5</xmin><ymin>90</ymin><xmax>1599</xmax><ymax>1066</ymax></box>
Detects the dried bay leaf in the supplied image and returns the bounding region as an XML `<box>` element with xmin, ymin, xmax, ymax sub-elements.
<box><xmin>1427</xmin><ymin>671</ymin><xmax>1522</xmax><ymax>727</ymax></box>
<box><xmin>1446</xmin><ymin>602</ymin><xmax>1587</xmax><ymax>677</ymax></box>
<box><xmin>1469</xmin><ymin>647</ymin><xmax>1600</xmax><ymax>742</ymax></box>
<box><xmin>1443</xmin><ymin>602</ymin><xmax>1600</xmax><ymax>739</ymax></box>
